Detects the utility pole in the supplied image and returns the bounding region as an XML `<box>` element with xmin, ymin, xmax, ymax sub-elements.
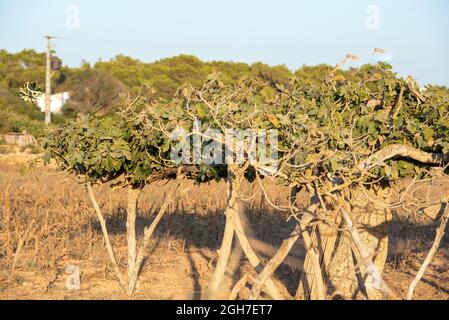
<box><xmin>43</xmin><ymin>35</ymin><xmax>60</xmax><ymax>125</ymax></box>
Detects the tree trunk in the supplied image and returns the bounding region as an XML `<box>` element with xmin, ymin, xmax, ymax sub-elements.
<box><xmin>229</xmin><ymin>199</ymin><xmax>284</xmax><ymax>300</ymax></box>
<box><xmin>128</xmin><ymin>183</ymin><xmax>179</xmax><ymax>294</ymax></box>
<box><xmin>296</xmin><ymin>209</ymin><xmax>339</xmax><ymax>300</ymax></box>
<box><xmin>86</xmin><ymin>183</ymin><xmax>125</xmax><ymax>288</ymax></box>
<box><xmin>126</xmin><ymin>186</ymin><xmax>140</xmax><ymax>294</ymax></box>
<box><xmin>206</xmin><ymin>167</ymin><xmax>238</xmax><ymax>299</ymax></box>
<box><xmin>325</xmin><ymin>188</ymin><xmax>391</xmax><ymax>300</ymax></box>
<box><xmin>296</xmin><ymin>187</ymin><xmax>392</xmax><ymax>300</ymax></box>
<box><xmin>207</xmin><ymin>165</ymin><xmax>283</xmax><ymax>300</ymax></box>
<box><xmin>294</xmin><ymin>190</ymin><xmax>336</xmax><ymax>300</ymax></box>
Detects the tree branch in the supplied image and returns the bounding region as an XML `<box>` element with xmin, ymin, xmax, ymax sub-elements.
<box><xmin>127</xmin><ymin>182</ymin><xmax>180</xmax><ymax>294</ymax></box>
<box><xmin>360</xmin><ymin>144</ymin><xmax>449</xmax><ymax>171</ymax></box>
<box><xmin>407</xmin><ymin>202</ymin><xmax>449</xmax><ymax>300</ymax></box>
<box><xmin>86</xmin><ymin>183</ymin><xmax>126</xmax><ymax>288</ymax></box>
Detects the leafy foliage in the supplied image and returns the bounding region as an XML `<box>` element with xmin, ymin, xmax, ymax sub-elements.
<box><xmin>41</xmin><ymin>110</ymin><xmax>168</xmax><ymax>187</ymax></box>
<box><xmin>274</xmin><ymin>65</ymin><xmax>449</xmax><ymax>189</ymax></box>
<box><xmin>41</xmin><ymin>62</ymin><xmax>449</xmax><ymax>192</ymax></box>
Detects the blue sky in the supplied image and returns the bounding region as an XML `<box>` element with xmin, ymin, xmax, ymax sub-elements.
<box><xmin>1</xmin><ymin>0</ymin><xmax>448</xmax><ymax>85</ymax></box>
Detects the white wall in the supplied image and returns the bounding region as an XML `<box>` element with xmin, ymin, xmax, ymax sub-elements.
<box><xmin>36</xmin><ymin>92</ymin><xmax>70</xmax><ymax>114</ymax></box>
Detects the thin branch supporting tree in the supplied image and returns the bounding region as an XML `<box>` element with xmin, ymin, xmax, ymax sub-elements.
<box><xmin>206</xmin><ymin>166</ymin><xmax>239</xmax><ymax>299</ymax></box>
<box><xmin>87</xmin><ymin>183</ymin><xmax>126</xmax><ymax>288</ymax></box>
<box><xmin>407</xmin><ymin>202</ymin><xmax>449</xmax><ymax>300</ymax></box>
<box><xmin>126</xmin><ymin>186</ymin><xmax>140</xmax><ymax>293</ymax></box>
<box><xmin>338</xmin><ymin>204</ymin><xmax>393</xmax><ymax>298</ymax></box>
<box><xmin>229</xmin><ymin>196</ymin><xmax>284</xmax><ymax>299</ymax></box>
<box><xmin>128</xmin><ymin>182</ymin><xmax>180</xmax><ymax>294</ymax></box>
<box><xmin>207</xmin><ymin>165</ymin><xmax>283</xmax><ymax>300</ymax></box>
<box><xmin>295</xmin><ymin>213</ymin><xmax>327</xmax><ymax>300</ymax></box>
<box><xmin>87</xmin><ymin>181</ymin><xmax>178</xmax><ymax>294</ymax></box>
<box><xmin>243</xmin><ymin>190</ymin><xmax>327</xmax><ymax>300</ymax></box>
<box><xmin>248</xmin><ymin>224</ymin><xmax>301</xmax><ymax>300</ymax></box>
<box><xmin>290</xmin><ymin>187</ymin><xmax>327</xmax><ymax>300</ymax></box>
<box><xmin>296</xmin><ymin>210</ymin><xmax>341</xmax><ymax>300</ymax></box>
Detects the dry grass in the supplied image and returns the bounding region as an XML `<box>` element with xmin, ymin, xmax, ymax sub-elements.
<box><xmin>0</xmin><ymin>155</ymin><xmax>448</xmax><ymax>300</ymax></box>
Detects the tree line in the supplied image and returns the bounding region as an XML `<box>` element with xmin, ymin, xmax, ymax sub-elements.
<box><xmin>6</xmin><ymin>48</ymin><xmax>448</xmax><ymax>138</ymax></box>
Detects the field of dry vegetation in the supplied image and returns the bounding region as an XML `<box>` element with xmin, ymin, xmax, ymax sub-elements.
<box><xmin>0</xmin><ymin>154</ymin><xmax>448</xmax><ymax>300</ymax></box>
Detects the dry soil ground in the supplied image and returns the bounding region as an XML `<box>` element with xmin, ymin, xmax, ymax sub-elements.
<box><xmin>0</xmin><ymin>154</ymin><xmax>448</xmax><ymax>300</ymax></box>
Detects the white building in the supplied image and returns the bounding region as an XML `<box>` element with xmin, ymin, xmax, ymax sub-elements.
<box><xmin>36</xmin><ymin>92</ymin><xmax>70</xmax><ymax>114</ymax></box>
